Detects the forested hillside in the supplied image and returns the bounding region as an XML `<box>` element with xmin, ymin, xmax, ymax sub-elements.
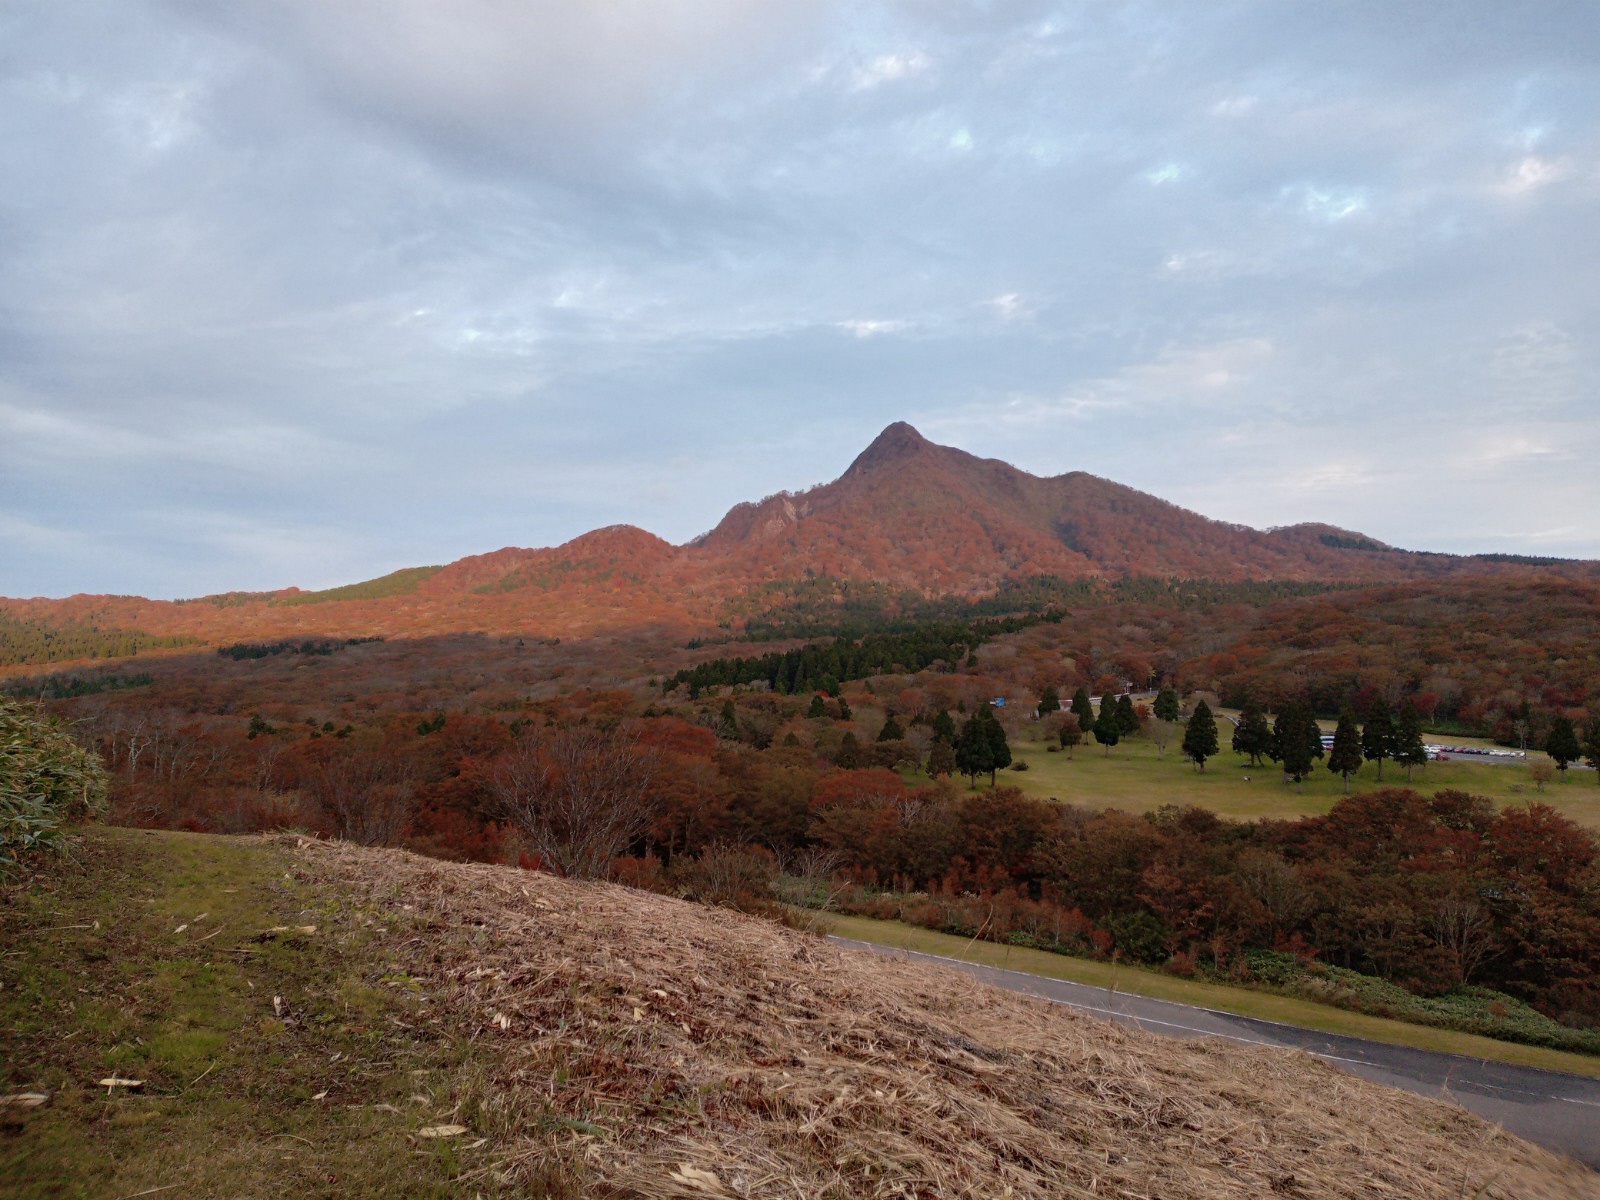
<box><xmin>5</xmin><ymin>424</ymin><xmax>1595</xmax><ymax>667</ymax></box>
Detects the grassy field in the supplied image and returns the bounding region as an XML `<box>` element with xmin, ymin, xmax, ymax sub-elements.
<box><xmin>822</xmin><ymin>913</ymin><xmax>1600</xmax><ymax>1079</ymax></box>
<box><xmin>0</xmin><ymin>828</ymin><xmax>500</xmax><ymax>1200</ymax></box>
<box><xmin>994</xmin><ymin>720</ymin><xmax>1600</xmax><ymax>828</ymax></box>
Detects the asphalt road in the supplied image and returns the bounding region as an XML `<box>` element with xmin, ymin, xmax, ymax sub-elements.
<box><xmin>832</xmin><ymin>936</ymin><xmax>1600</xmax><ymax>1170</ymax></box>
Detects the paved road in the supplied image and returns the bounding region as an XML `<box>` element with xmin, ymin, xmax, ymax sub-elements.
<box><xmin>832</xmin><ymin>936</ymin><xmax>1600</xmax><ymax>1169</ymax></box>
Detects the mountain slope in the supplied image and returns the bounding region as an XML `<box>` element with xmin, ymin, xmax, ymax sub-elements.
<box><xmin>3</xmin><ymin>423</ymin><xmax>1595</xmax><ymax>664</ymax></box>
<box><xmin>688</xmin><ymin>422</ymin><xmax>1562</xmax><ymax>589</ymax></box>
<box><xmin>13</xmin><ymin>827</ymin><xmax>1593</xmax><ymax>1198</ymax></box>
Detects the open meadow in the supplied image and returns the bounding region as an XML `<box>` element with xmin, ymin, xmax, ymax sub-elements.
<box><xmin>995</xmin><ymin>721</ymin><xmax>1600</xmax><ymax>829</ymax></box>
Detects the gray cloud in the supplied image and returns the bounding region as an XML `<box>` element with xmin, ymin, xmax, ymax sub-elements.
<box><xmin>2</xmin><ymin>0</ymin><xmax>1598</xmax><ymax>597</ymax></box>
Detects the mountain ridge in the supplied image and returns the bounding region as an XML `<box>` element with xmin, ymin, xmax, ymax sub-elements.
<box><xmin>3</xmin><ymin>423</ymin><xmax>1596</xmax><ymax>661</ymax></box>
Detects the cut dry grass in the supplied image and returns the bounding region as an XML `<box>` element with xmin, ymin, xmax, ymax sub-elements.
<box><xmin>292</xmin><ymin>836</ymin><xmax>1596</xmax><ymax>1199</ymax></box>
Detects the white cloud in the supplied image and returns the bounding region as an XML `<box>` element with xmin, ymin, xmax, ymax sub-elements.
<box><xmin>986</xmin><ymin>293</ymin><xmax>1025</xmax><ymax>321</ymax></box>
<box><xmin>852</xmin><ymin>51</ymin><xmax>931</xmax><ymax>91</ymax></box>
<box><xmin>1210</xmin><ymin>95</ymin><xmax>1257</xmax><ymax>117</ymax></box>
<box><xmin>932</xmin><ymin>338</ymin><xmax>1276</xmax><ymax>434</ymax></box>
<box><xmin>1497</xmin><ymin>155</ymin><xmax>1572</xmax><ymax>195</ymax></box>
<box><xmin>837</xmin><ymin>319</ymin><xmax>910</xmax><ymax>338</ymax></box>
<box><xmin>1281</xmin><ymin>183</ymin><xmax>1369</xmax><ymax>221</ymax></box>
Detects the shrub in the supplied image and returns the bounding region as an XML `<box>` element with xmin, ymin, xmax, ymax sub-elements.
<box><xmin>670</xmin><ymin>842</ymin><xmax>778</xmax><ymax>913</ymax></box>
<box><xmin>1</xmin><ymin>697</ymin><xmax>109</xmax><ymax>875</ymax></box>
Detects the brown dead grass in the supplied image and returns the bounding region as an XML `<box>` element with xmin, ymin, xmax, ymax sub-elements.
<box><xmin>287</xmin><ymin>836</ymin><xmax>1597</xmax><ymax>1200</ymax></box>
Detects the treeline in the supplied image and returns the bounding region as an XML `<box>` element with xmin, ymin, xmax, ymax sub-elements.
<box><xmin>216</xmin><ymin>636</ymin><xmax>384</xmax><ymax>661</ymax></box>
<box><xmin>1180</xmin><ymin>579</ymin><xmax>1600</xmax><ymax>742</ymax></box>
<box><xmin>729</xmin><ymin>574</ymin><xmax>1357</xmax><ymax>642</ymax></box>
<box><xmin>670</xmin><ymin>613</ymin><xmax>1060</xmax><ymax>698</ymax></box>
<box><xmin>802</xmin><ymin>783</ymin><xmax>1600</xmax><ymax>1034</ymax></box>
<box><xmin>1</xmin><ymin>670</ymin><xmax>152</xmax><ymax>701</ymax></box>
<box><xmin>0</xmin><ymin>615</ymin><xmax>198</xmax><ymax>668</ymax></box>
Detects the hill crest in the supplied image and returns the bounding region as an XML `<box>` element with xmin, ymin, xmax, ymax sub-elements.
<box><xmin>3</xmin><ymin>422</ymin><xmax>1596</xmax><ymax>659</ymax></box>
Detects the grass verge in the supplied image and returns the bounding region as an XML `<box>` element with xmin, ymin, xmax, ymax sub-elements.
<box><xmin>819</xmin><ymin>912</ymin><xmax>1600</xmax><ymax>1079</ymax></box>
<box><xmin>0</xmin><ymin>827</ymin><xmax>527</xmax><ymax>1200</ymax></box>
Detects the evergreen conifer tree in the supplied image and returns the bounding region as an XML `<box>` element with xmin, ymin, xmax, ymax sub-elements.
<box><xmin>1272</xmin><ymin>701</ymin><xmax>1322</xmax><ymax>785</ymax></box>
<box><xmin>1326</xmin><ymin>710</ymin><xmax>1364</xmax><ymax>792</ymax></box>
<box><xmin>927</xmin><ymin>738</ymin><xmax>956</xmax><ymax>779</ymax></box>
<box><xmin>1152</xmin><ymin>685</ymin><xmax>1180</xmax><ymax>723</ymax></box>
<box><xmin>1547</xmin><ymin>716</ymin><xmax>1582</xmax><ymax>779</ymax></box>
<box><xmin>836</xmin><ymin>697</ymin><xmax>853</xmax><ymax>722</ymax></box>
<box><xmin>835</xmin><ymin>732</ymin><xmax>861</xmax><ymax>769</ymax></box>
<box><xmin>1181</xmin><ymin>700</ymin><xmax>1219</xmax><ymax>771</ymax></box>
<box><xmin>807</xmin><ymin>694</ymin><xmax>826</xmax><ymax>719</ymax></box>
<box><xmin>983</xmin><ymin>707</ymin><xmax>1012</xmax><ymax>783</ymax></box>
<box><xmin>1115</xmin><ymin>693</ymin><xmax>1140</xmax><ymax>736</ymax></box>
<box><xmin>1362</xmin><ymin>699</ymin><xmax>1396</xmax><ymax>781</ymax></box>
<box><xmin>931</xmin><ymin>709</ymin><xmax>957</xmax><ymax>745</ymax></box>
<box><xmin>1584</xmin><ymin>719</ymin><xmax>1600</xmax><ymax>785</ymax></box>
<box><xmin>1232</xmin><ymin>698</ymin><xmax>1272</xmax><ymax>766</ymax></box>
<box><xmin>1070</xmin><ymin>687</ymin><xmax>1095</xmax><ymax>731</ymax></box>
<box><xmin>1394</xmin><ymin>700</ymin><xmax>1428</xmax><ymax>781</ymax></box>
<box><xmin>1093</xmin><ymin>700</ymin><xmax>1121</xmax><ymax>755</ymax></box>
<box><xmin>954</xmin><ymin>713</ymin><xmax>995</xmax><ymax>786</ymax></box>
<box><xmin>1037</xmin><ymin>685</ymin><xmax>1061</xmax><ymax>717</ymax></box>
<box><xmin>877</xmin><ymin>715</ymin><xmax>904</xmax><ymax>742</ymax></box>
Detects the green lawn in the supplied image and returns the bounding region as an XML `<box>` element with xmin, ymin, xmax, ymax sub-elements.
<box><xmin>822</xmin><ymin>913</ymin><xmax>1600</xmax><ymax>1079</ymax></box>
<box><xmin>997</xmin><ymin>724</ymin><xmax>1600</xmax><ymax>828</ymax></box>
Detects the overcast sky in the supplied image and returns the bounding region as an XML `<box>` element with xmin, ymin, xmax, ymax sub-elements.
<box><xmin>3</xmin><ymin>1</ymin><xmax>1598</xmax><ymax>599</ymax></box>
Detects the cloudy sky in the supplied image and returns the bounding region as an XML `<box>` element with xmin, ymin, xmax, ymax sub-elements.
<box><xmin>3</xmin><ymin>1</ymin><xmax>1598</xmax><ymax>598</ymax></box>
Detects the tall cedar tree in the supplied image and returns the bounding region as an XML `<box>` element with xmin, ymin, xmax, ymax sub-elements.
<box><xmin>955</xmin><ymin>708</ymin><xmax>1011</xmax><ymax>786</ymax></box>
<box><xmin>1232</xmin><ymin>698</ymin><xmax>1272</xmax><ymax>766</ymax></box>
<box><xmin>877</xmin><ymin>714</ymin><xmax>904</xmax><ymax>742</ymax></box>
<box><xmin>1152</xmin><ymin>685</ymin><xmax>1180</xmax><ymax>723</ymax></box>
<box><xmin>1092</xmin><ymin>698</ymin><xmax>1121</xmax><ymax>755</ymax></box>
<box><xmin>1037</xmin><ymin>685</ymin><xmax>1061</xmax><ymax>716</ymax></box>
<box><xmin>983</xmin><ymin>707</ymin><xmax>1012</xmax><ymax>781</ymax></box>
<box><xmin>1272</xmin><ymin>701</ymin><xmax>1323</xmax><ymax>784</ymax></box>
<box><xmin>1181</xmin><ymin>700</ymin><xmax>1219</xmax><ymax>770</ymax></box>
<box><xmin>1394</xmin><ymin>700</ymin><xmax>1428</xmax><ymax>781</ymax></box>
<box><xmin>931</xmin><ymin>709</ymin><xmax>957</xmax><ymax>745</ymax></box>
<box><xmin>926</xmin><ymin>738</ymin><xmax>956</xmax><ymax>778</ymax></box>
<box><xmin>806</xmin><ymin>694</ymin><xmax>826</xmax><ymax>719</ymax></box>
<box><xmin>1115</xmin><ymin>693</ymin><xmax>1140</xmax><ymax>736</ymax></box>
<box><xmin>1585</xmin><ymin>719</ymin><xmax>1600</xmax><ymax>784</ymax></box>
<box><xmin>1362</xmin><ymin>699</ymin><xmax>1396</xmax><ymax>781</ymax></box>
<box><xmin>1070</xmin><ymin>687</ymin><xmax>1095</xmax><ymax>731</ymax></box>
<box><xmin>835</xmin><ymin>731</ymin><xmax>861</xmax><ymax>769</ymax></box>
<box><xmin>836</xmin><ymin>697</ymin><xmax>853</xmax><ymax>722</ymax></box>
<box><xmin>1326</xmin><ymin>710</ymin><xmax>1364</xmax><ymax>792</ymax></box>
<box><xmin>1546</xmin><ymin>716</ymin><xmax>1582</xmax><ymax>778</ymax></box>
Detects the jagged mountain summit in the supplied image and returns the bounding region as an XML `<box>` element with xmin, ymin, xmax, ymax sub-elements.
<box><xmin>3</xmin><ymin>423</ymin><xmax>1594</xmax><ymax>654</ymax></box>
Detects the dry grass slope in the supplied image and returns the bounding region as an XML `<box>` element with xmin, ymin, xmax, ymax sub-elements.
<box><xmin>292</xmin><ymin>838</ymin><xmax>1597</xmax><ymax>1200</ymax></box>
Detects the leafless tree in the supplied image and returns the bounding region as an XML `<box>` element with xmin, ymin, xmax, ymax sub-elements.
<box><xmin>303</xmin><ymin>748</ymin><xmax>416</xmax><ymax>846</ymax></box>
<box><xmin>491</xmin><ymin>724</ymin><xmax>657</xmax><ymax>879</ymax></box>
<box><xmin>1428</xmin><ymin>890</ymin><xmax>1499</xmax><ymax>986</ymax></box>
<box><xmin>1235</xmin><ymin>849</ymin><xmax>1311</xmax><ymax>942</ymax></box>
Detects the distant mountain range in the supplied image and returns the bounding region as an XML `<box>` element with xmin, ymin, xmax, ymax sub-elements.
<box><xmin>4</xmin><ymin>422</ymin><xmax>1595</xmax><ymax>662</ymax></box>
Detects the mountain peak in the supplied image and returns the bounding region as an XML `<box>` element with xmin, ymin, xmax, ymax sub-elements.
<box><xmin>845</xmin><ymin>422</ymin><xmax>934</xmax><ymax>476</ymax></box>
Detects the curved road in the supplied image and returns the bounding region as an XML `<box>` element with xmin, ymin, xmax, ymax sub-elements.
<box><xmin>832</xmin><ymin>936</ymin><xmax>1600</xmax><ymax>1170</ymax></box>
